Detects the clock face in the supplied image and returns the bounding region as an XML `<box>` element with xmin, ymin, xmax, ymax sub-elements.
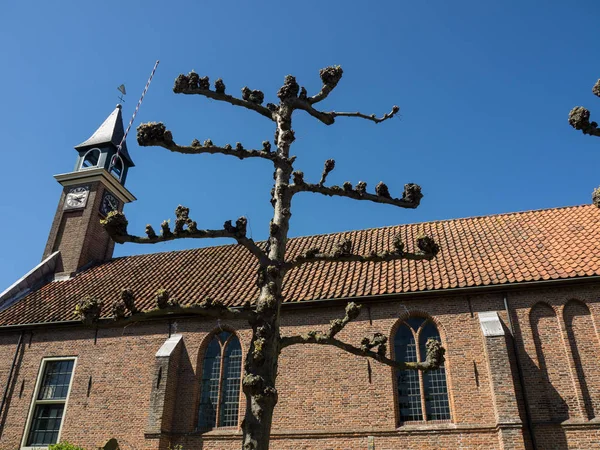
<box><xmin>64</xmin><ymin>185</ymin><xmax>90</xmax><ymax>210</ymax></box>
<box><xmin>100</xmin><ymin>190</ymin><xmax>119</xmax><ymax>216</ymax></box>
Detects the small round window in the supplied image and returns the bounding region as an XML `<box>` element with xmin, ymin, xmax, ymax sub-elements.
<box><xmin>81</xmin><ymin>148</ymin><xmax>100</xmax><ymax>169</ymax></box>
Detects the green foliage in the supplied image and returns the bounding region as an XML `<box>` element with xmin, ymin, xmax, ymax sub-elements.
<box><xmin>49</xmin><ymin>442</ymin><xmax>86</xmax><ymax>450</ymax></box>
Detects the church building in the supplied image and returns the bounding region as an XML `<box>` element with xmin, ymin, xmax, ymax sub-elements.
<box><xmin>0</xmin><ymin>106</ymin><xmax>599</xmax><ymax>450</ymax></box>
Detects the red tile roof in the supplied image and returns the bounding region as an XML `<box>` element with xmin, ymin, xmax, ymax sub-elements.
<box><xmin>1</xmin><ymin>204</ymin><xmax>599</xmax><ymax>326</ymax></box>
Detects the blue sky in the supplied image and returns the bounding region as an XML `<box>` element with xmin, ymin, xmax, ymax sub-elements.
<box><xmin>1</xmin><ymin>1</ymin><xmax>599</xmax><ymax>290</ymax></box>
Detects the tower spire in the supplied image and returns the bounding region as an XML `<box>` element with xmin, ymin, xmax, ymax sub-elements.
<box><xmin>75</xmin><ymin>104</ymin><xmax>135</xmax><ymax>169</ymax></box>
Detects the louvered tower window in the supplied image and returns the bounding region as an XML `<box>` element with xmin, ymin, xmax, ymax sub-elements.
<box><xmin>110</xmin><ymin>155</ymin><xmax>124</xmax><ymax>181</ymax></box>
<box><xmin>394</xmin><ymin>318</ymin><xmax>450</xmax><ymax>424</ymax></box>
<box><xmin>197</xmin><ymin>331</ymin><xmax>242</xmax><ymax>430</ymax></box>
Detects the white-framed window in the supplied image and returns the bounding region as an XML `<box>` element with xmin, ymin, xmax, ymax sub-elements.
<box><xmin>80</xmin><ymin>148</ymin><xmax>101</xmax><ymax>169</ymax></box>
<box><xmin>22</xmin><ymin>357</ymin><xmax>76</xmax><ymax>449</ymax></box>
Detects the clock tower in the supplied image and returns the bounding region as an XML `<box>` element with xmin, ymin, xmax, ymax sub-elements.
<box><xmin>42</xmin><ymin>104</ymin><xmax>136</xmax><ymax>278</ymax></box>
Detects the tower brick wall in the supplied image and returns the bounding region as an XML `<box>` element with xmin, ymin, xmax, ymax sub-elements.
<box><xmin>43</xmin><ymin>182</ymin><xmax>119</xmax><ymax>277</ymax></box>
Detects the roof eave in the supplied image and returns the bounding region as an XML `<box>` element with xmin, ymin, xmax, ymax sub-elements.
<box><xmin>0</xmin><ymin>252</ymin><xmax>61</xmax><ymax>312</ymax></box>
<box><xmin>282</xmin><ymin>274</ymin><xmax>600</xmax><ymax>310</ymax></box>
<box><xmin>1</xmin><ymin>275</ymin><xmax>598</xmax><ymax>331</ymax></box>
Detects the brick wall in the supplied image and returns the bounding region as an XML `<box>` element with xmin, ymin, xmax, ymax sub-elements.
<box><xmin>507</xmin><ymin>285</ymin><xmax>600</xmax><ymax>448</ymax></box>
<box><xmin>42</xmin><ymin>182</ymin><xmax>117</xmax><ymax>277</ymax></box>
<box><xmin>0</xmin><ymin>283</ymin><xmax>598</xmax><ymax>449</ymax></box>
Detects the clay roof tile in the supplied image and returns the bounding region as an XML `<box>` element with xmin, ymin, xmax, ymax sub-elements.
<box><xmin>1</xmin><ymin>205</ymin><xmax>599</xmax><ymax>326</ymax></box>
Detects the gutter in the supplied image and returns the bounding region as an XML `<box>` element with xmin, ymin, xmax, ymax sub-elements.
<box><xmin>1</xmin><ymin>274</ymin><xmax>600</xmax><ymax>332</ymax></box>
<box><xmin>282</xmin><ymin>274</ymin><xmax>600</xmax><ymax>310</ymax></box>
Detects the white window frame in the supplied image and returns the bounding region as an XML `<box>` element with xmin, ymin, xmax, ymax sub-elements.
<box><xmin>80</xmin><ymin>148</ymin><xmax>101</xmax><ymax>170</ymax></box>
<box><xmin>21</xmin><ymin>357</ymin><xmax>77</xmax><ymax>450</ymax></box>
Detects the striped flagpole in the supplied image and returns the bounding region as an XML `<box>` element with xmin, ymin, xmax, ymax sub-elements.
<box><xmin>110</xmin><ymin>60</ymin><xmax>160</xmax><ymax>172</ymax></box>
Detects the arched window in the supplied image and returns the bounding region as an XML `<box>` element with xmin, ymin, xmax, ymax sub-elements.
<box><xmin>80</xmin><ymin>148</ymin><xmax>100</xmax><ymax>169</ymax></box>
<box><xmin>394</xmin><ymin>317</ymin><xmax>450</xmax><ymax>423</ymax></box>
<box><xmin>110</xmin><ymin>155</ymin><xmax>124</xmax><ymax>181</ymax></box>
<box><xmin>197</xmin><ymin>331</ymin><xmax>242</xmax><ymax>430</ymax></box>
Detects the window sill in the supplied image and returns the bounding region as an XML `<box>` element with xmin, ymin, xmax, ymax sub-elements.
<box><xmin>194</xmin><ymin>427</ymin><xmax>241</xmax><ymax>436</ymax></box>
<box><xmin>396</xmin><ymin>420</ymin><xmax>453</xmax><ymax>431</ymax></box>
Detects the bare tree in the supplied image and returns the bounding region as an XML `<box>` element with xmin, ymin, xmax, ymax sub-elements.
<box><xmin>569</xmin><ymin>78</ymin><xmax>600</xmax><ymax>137</ymax></box>
<box><xmin>96</xmin><ymin>66</ymin><xmax>444</xmax><ymax>450</ymax></box>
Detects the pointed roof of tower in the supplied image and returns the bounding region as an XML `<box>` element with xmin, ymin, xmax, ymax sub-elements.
<box><xmin>75</xmin><ymin>104</ymin><xmax>134</xmax><ymax>166</ymax></box>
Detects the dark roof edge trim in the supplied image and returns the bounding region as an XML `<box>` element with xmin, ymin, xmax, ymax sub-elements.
<box><xmin>284</xmin><ymin>273</ymin><xmax>600</xmax><ymax>310</ymax></box>
<box><xmin>1</xmin><ymin>274</ymin><xmax>599</xmax><ymax>332</ymax></box>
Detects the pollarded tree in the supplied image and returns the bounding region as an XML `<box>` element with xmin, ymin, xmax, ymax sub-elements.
<box><xmin>569</xmin><ymin>78</ymin><xmax>600</xmax><ymax>137</ymax></box>
<box><xmin>569</xmin><ymin>78</ymin><xmax>600</xmax><ymax>204</ymax></box>
<box><xmin>99</xmin><ymin>66</ymin><xmax>444</xmax><ymax>450</ymax></box>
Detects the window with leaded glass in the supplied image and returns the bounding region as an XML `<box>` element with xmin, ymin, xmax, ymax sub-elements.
<box><xmin>24</xmin><ymin>358</ymin><xmax>76</xmax><ymax>447</ymax></box>
<box><xmin>197</xmin><ymin>332</ymin><xmax>242</xmax><ymax>430</ymax></box>
<box><xmin>394</xmin><ymin>318</ymin><xmax>450</xmax><ymax>424</ymax></box>
<box><xmin>395</xmin><ymin>325</ymin><xmax>423</xmax><ymax>421</ymax></box>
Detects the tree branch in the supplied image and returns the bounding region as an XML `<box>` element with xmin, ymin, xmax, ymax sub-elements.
<box><xmin>290</xmin><ymin>178</ymin><xmax>423</xmax><ymax>209</ymax></box>
<box><xmin>76</xmin><ymin>290</ymin><xmax>255</xmax><ymax>327</ymax></box>
<box><xmin>285</xmin><ymin>235</ymin><xmax>439</xmax><ymax>269</ymax></box>
<box><xmin>293</xmin><ymin>100</ymin><xmax>336</xmax><ymax>125</ymax></box>
<box><xmin>294</xmin><ymin>100</ymin><xmax>400</xmax><ymax>126</ymax></box>
<box><xmin>172</xmin><ymin>72</ymin><xmax>275</xmax><ymax>121</ymax></box>
<box><xmin>568</xmin><ymin>79</ymin><xmax>600</xmax><ymax>138</ymax></box>
<box><xmin>280</xmin><ymin>331</ymin><xmax>444</xmax><ymax>372</ymax></box>
<box><xmin>290</xmin><ymin>65</ymin><xmax>399</xmax><ymax>125</ymax></box>
<box><xmin>331</xmin><ymin>105</ymin><xmax>400</xmax><ymax>124</ymax></box>
<box><xmin>569</xmin><ymin>106</ymin><xmax>600</xmax><ymax>137</ymax></box>
<box><xmin>277</xmin><ymin>301</ymin><xmax>445</xmax><ymax>372</ymax></box>
<box><xmin>327</xmin><ymin>302</ymin><xmax>362</xmax><ymax>338</ymax></box>
<box><xmin>308</xmin><ymin>66</ymin><xmax>344</xmax><ymax>105</ymax></box>
<box><xmin>100</xmin><ymin>207</ymin><xmax>268</xmax><ymax>264</ymax></box>
<box><xmin>137</xmin><ymin>122</ymin><xmax>277</xmax><ymax>161</ymax></box>
<box><xmin>114</xmin><ymin>302</ymin><xmax>252</xmax><ymax>323</ymax></box>
<box><xmin>318</xmin><ymin>159</ymin><xmax>335</xmax><ymax>186</ymax></box>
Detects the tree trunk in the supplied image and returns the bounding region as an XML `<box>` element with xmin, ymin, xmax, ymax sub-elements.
<box><xmin>240</xmin><ymin>301</ymin><xmax>281</xmax><ymax>450</ymax></box>
<box><xmin>105</xmin><ymin>68</ymin><xmax>439</xmax><ymax>450</ymax></box>
<box><xmin>240</xmin><ymin>101</ymin><xmax>295</xmax><ymax>450</ymax></box>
